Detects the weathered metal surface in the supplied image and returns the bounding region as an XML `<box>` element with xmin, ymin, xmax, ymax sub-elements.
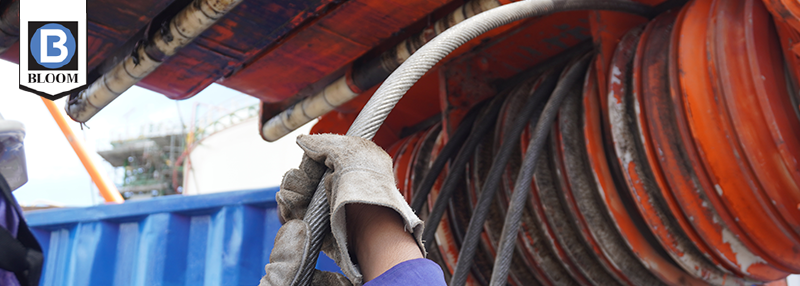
<box><xmin>643</xmin><ymin>1</ymin><xmax>788</xmax><ymax>281</ymax></box>
<box><xmin>408</xmin><ymin>123</ymin><xmax>442</xmax><ymax>203</ymax></box>
<box><xmin>438</xmin><ymin>156</ymin><xmax>481</xmax><ymax>286</ymax></box>
<box><xmin>769</xmin><ymin>14</ymin><xmax>800</xmax><ymax>122</ymax></box>
<box><xmin>527</xmin><ymin>142</ymin><xmax>581</xmax><ymax>286</ymax></box>
<box><xmin>595</xmin><ymin>25</ymin><xmax>708</xmax><ymax>286</ymax></box>
<box><xmin>221</xmin><ymin>0</ymin><xmax>455</xmax><ymax>102</ymax></box>
<box><xmin>140</xmin><ymin>0</ymin><xmax>341</xmax><ymax>99</ymax></box>
<box><xmin>476</xmin><ymin>123</ymin><xmax>540</xmax><ymax>286</ymax></box>
<box><xmin>680</xmin><ymin>0</ymin><xmax>800</xmax><ymax>274</ymax></box>
<box><xmin>558</xmin><ymin>62</ymin><xmax>633</xmax><ymax>286</ymax></box>
<box><xmin>559</xmin><ymin>62</ymin><xmax>650</xmax><ymax>286</ymax></box>
<box><xmin>609</xmin><ymin>11</ymin><xmax>744</xmax><ymax>285</ymax></box>
<box><xmin>506</xmin><ymin>71</ymin><xmax>593</xmax><ymax>286</ymax></box>
<box><xmin>586</xmin><ymin>66</ymin><xmax>699</xmax><ymax>286</ymax></box>
<box><xmin>442</xmin><ymin>12</ymin><xmax>591</xmax><ymax>134</ymax></box>
<box><xmin>86</xmin><ymin>0</ymin><xmax>173</xmax><ymax>72</ymax></box>
<box><xmin>716</xmin><ymin>0</ymin><xmax>800</xmax><ymax>241</ymax></box>
<box><xmin>28</xmin><ymin>0</ymin><xmax>800</xmax><ymax>284</ymax></box>
<box><xmin>549</xmin><ymin>84</ymin><xmax>625</xmax><ymax>286</ymax></box>
<box><xmin>393</xmin><ymin>131</ymin><xmax>423</xmax><ymax>202</ymax></box>
<box><xmin>367</xmin><ymin>2</ymin><xmax>800</xmax><ymax>285</ymax></box>
<box><xmin>495</xmin><ymin>77</ymin><xmax>558</xmax><ymax>286</ymax></box>
<box><xmin>538</xmin><ymin>132</ymin><xmax>609</xmax><ymax>285</ymax></box>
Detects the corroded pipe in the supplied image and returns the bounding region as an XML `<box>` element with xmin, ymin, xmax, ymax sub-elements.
<box><xmin>260</xmin><ymin>0</ymin><xmax>504</xmax><ymax>142</ymax></box>
<box><xmin>65</xmin><ymin>0</ymin><xmax>244</xmax><ymax>123</ymax></box>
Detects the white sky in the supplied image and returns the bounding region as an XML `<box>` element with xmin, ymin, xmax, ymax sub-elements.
<box><xmin>0</xmin><ymin>59</ymin><xmax>260</xmax><ymax>206</ymax></box>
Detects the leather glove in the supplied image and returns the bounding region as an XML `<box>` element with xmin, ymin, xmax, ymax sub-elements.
<box><xmin>264</xmin><ymin>134</ymin><xmax>425</xmax><ymax>286</ymax></box>
<box><xmin>260</xmin><ymin>220</ymin><xmax>351</xmax><ymax>286</ymax></box>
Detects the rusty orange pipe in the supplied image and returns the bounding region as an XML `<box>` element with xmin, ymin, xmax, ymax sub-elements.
<box><xmin>41</xmin><ymin>98</ymin><xmax>124</xmax><ymax>204</ymax></box>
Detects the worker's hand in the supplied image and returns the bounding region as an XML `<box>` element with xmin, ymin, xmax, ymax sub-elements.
<box><xmin>260</xmin><ymin>220</ymin><xmax>351</xmax><ymax>286</ymax></box>
<box><xmin>273</xmin><ymin>134</ymin><xmax>425</xmax><ymax>285</ymax></box>
<box><xmin>276</xmin><ymin>154</ymin><xmax>325</xmax><ymax>224</ymax></box>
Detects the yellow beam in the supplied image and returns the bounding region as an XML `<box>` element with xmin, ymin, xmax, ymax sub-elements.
<box><xmin>41</xmin><ymin>98</ymin><xmax>123</xmax><ymax>203</ymax></box>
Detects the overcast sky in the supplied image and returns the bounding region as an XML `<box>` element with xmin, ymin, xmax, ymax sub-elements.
<box><xmin>0</xmin><ymin>59</ymin><xmax>261</xmax><ymax>206</ymax></box>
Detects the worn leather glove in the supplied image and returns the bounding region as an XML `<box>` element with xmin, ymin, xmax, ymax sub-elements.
<box><xmin>260</xmin><ymin>220</ymin><xmax>351</xmax><ymax>286</ymax></box>
<box><xmin>262</xmin><ymin>134</ymin><xmax>425</xmax><ymax>286</ymax></box>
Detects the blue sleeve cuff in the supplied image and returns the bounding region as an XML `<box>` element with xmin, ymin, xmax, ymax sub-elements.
<box><xmin>363</xmin><ymin>258</ymin><xmax>447</xmax><ymax>286</ymax></box>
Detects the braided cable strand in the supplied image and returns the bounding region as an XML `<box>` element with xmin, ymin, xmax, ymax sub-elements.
<box><xmin>292</xmin><ymin>175</ymin><xmax>332</xmax><ymax>286</ymax></box>
<box><xmin>448</xmin><ymin>71</ymin><xmax>560</xmax><ymax>286</ymax></box>
<box><xmin>292</xmin><ymin>0</ymin><xmax>653</xmax><ymax>284</ymax></box>
<box><xmin>489</xmin><ymin>55</ymin><xmax>593</xmax><ymax>286</ymax></box>
<box><xmin>409</xmin><ymin>105</ymin><xmax>481</xmax><ymax>213</ymax></box>
<box><xmin>345</xmin><ymin>0</ymin><xmax>652</xmax><ymax>139</ymax></box>
<box><xmin>422</xmin><ymin>93</ymin><xmax>508</xmax><ymax>250</ymax></box>
<box><xmin>347</xmin><ymin>0</ymin><xmax>556</xmax><ymax>139</ymax></box>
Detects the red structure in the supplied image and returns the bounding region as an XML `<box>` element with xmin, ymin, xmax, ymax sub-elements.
<box><xmin>5</xmin><ymin>0</ymin><xmax>800</xmax><ymax>284</ymax></box>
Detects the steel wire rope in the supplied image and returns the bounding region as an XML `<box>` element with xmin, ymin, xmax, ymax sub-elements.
<box><xmin>292</xmin><ymin>1</ymin><xmax>654</xmax><ymax>284</ymax></box>
<box><xmin>446</xmin><ymin>70</ymin><xmax>560</xmax><ymax>285</ymax></box>
<box><xmin>422</xmin><ymin>91</ymin><xmax>508</xmax><ymax>250</ymax></box>
<box><xmin>412</xmin><ymin>39</ymin><xmax>593</xmax><ymax>216</ymax></box>
<box><xmin>489</xmin><ymin>55</ymin><xmax>592</xmax><ymax>286</ymax></box>
<box><xmin>409</xmin><ymin>104</ymin><xmax>482</xmax><ymax>213</ymax></box>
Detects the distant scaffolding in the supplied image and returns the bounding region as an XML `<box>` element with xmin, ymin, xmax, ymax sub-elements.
<box><xmin>99</xmin><ymin>132</ymin><xmax>186</xmax><ymax>200</ymax></box>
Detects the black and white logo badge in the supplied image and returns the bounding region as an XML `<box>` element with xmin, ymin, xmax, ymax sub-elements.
<box><xmin>19</xmin><ymin>0</ymin><xmax>87</xmax><ymax>100</ymax></box>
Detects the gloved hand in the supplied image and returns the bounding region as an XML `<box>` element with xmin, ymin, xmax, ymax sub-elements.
<box><xmin>261</xmin><ymin>134</ymin><xmax>425</xmax><ymax>286</ymax></box>
<box><xmin>260</xmin><ymin>220</ymin><xmax>352</xmax><ymax>286</ymax></box>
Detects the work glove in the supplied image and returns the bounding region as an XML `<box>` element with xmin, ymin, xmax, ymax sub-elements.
<box><xmin>261</xmin><ymin>153</ymin><xmax>348</xmax><ymax>286</ymax></box>
<box><xmin>260</xmin><ymin>220</ymin><xmax>352</xmax><ymax>286</ymax></box>
<box><xmin>261</xmin><ymin>134</ymin><xmax>425</xmax><ymax>286</ymax></box>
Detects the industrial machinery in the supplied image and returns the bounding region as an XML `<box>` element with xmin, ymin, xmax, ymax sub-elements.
<box><xmin>4</xmin><ymin>0</ymin><xmax>800</xmax><ymax>284</ymax></box>
<box><xmin>98</xmin><ymin>132</ymin><xmax>185</xmax><ymax>200</ymax></box>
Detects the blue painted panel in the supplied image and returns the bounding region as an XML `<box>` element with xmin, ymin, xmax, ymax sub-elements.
<box><xmin>24</xmin><ymin>187</ymin><xmax>341</xmax><ymax>286</ymax></box>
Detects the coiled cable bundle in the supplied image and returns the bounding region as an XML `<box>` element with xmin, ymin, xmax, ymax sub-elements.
<box><xmin>289</xmin><ymin>0</ymin><xmax>800</xmax><ymax>285</ymax></box>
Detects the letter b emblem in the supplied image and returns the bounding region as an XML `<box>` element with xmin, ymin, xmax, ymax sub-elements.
<box><xmin>28</xmin><ymin>22</ymin><xmax>78</xmax><ymax>70</ymax></box>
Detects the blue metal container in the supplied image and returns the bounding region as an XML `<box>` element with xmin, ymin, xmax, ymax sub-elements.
<box><xmin>24</xmin><ymin>187</ymin><xmax>341</xmax><ymax>286</ymax></box>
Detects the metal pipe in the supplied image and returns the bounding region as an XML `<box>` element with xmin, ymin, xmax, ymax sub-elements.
<box><xmin>260</xmin><ymin>0</ymin><xmax>504</xmax><ymax>142</ymax></box>
<box><xmin>65</xmin><ymin>0</ymin><xmax>244</xmax><ymax>123</ymax></box>
<box><xmin>41</xmin><ymin>98</ymin><xmax>124</xmax><ymax>204</ymax></box>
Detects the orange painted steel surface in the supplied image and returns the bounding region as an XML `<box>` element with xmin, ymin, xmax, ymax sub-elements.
<box><xmin>586</xmin><ymin>47</ymin><xmax>707</xmax><ymax>285</ymax></box>
<box><xmin>749</xmin><ymin>5</ymin><xmax>800</xmax><ymax>212</ymax></box>
<box><xmin>626</xmin><ymin>10</ymin><xmax>746</xmax><ymax>285</ymax></box>
<box><xmin>311</xmin><ymin>11</ymin><xmax>594</xmax><ymax>149</ymax></box>
<box><xmin>17</xmin><ymin>0</ymin><xmax>800</xmax><ymax>283</ymax></box>
<box><xmin>681</xmin><ymin>0</ymin><xmax>800</xmax><ymax>274</ymax></box>
<box><xmin>604</xmin><ymin>23</ymin><xmax>716</xmax><ymax>286</ymax></box>
<box><xmin>407</xmin><ymin>124</ymin><xmax>442</xmax><ymax>203</ymax></box>
<box><xmin>716</xmin><ymin>0</ymin><xmax>800</xmax><ymax>241</ymax></box>
<box><xmin>345</xmin><ymin>0</ymin><xmax>800</xmax><ymax>284</ymax></box>
<box><xmin>393</xmin><ymin>131</ymin><xmax>422</xmax><ymax>201</ymax></box>
<box><xmin>222</xmin><ymin>0</ymin><xmax>455</xmax><ymax>102</ymax></box>
<box><xmin>644</xmin><ymin>1</ymin><xmax>788</xmax><ymax>280</ymax></box>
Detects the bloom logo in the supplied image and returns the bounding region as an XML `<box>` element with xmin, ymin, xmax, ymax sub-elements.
<box><xmin>19</xmin><ymin>0</ymin><xmax>87</xmax><ymax>100</ymax></box>
<box><xmin>28</xmin><ymin>22</ymin><xmax>77</xmax><ymax>70</ymax></box>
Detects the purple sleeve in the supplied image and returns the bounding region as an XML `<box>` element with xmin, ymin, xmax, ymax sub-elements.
<box><xmin>0</xmin><ymin>192</ymin><xmax>22</xmax><ymax>286</ymax></box>
<box><xmin>363</xmin><ymin>258</ymin><xmax>446</xmax><ymax>286</ymax></box>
